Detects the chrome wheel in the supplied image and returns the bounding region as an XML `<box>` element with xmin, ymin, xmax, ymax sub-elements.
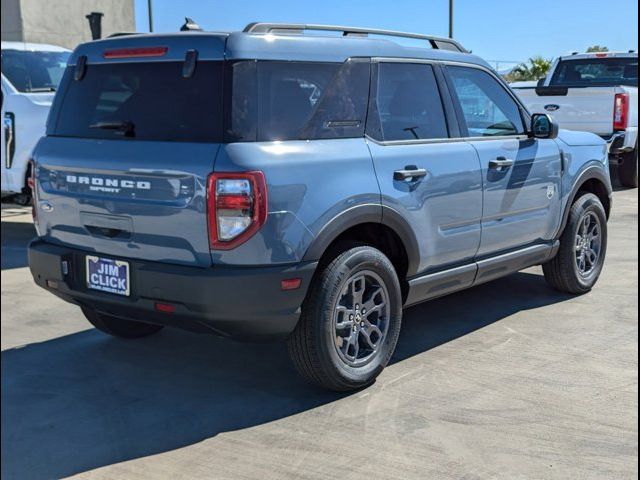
<box><xmin>575</xmin><ymin>211</ymin><xmax>602</xmax><ymax>277</ymax></box>
<box><xmin>333</xmin><ymin>270</ymin><xmax>390</xmax><ymax>367</ymax></box>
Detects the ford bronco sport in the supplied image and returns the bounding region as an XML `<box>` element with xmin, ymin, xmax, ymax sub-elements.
<box><xmin>28</xmin><ymin>23</ymin><xmax>612</xmax><ymax>391</ymax></box>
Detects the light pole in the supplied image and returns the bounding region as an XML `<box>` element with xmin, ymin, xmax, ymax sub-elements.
<box><xmin>148</xmin><ymin>0</ymin><xmax>154</xmax><ymax>32</ymax></box>
<box><xmin>449</xmin><ymin>0</ymin><xmax>453</xmax><ymax>39</ymax></box>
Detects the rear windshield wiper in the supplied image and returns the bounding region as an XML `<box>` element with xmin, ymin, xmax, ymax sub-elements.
<box><xmin>89</xmin><ymin>120</ymin><xmax>136</xmax><ymax>137</ymax></box>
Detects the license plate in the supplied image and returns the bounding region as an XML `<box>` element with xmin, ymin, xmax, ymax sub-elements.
<box><xmin>86</xmin><ymin>255</ymin><xmax>130</xmax><ymax>296</ymax></box>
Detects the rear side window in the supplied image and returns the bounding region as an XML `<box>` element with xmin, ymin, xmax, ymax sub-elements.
<box><xmin>367</xmin><ymin>63</ymin><xmax>448</xmax><ymax>141</ymax></box>
<box><xmin>226</xmin><ymin>60</ymin><xmax>370</xmax><ymax>142</ymax></box>
<box><xmin>51</xmin><ymin>61</ymin><xmax>223</xmax><ymax>142</ymax></box>
<box><xmin>448</xmin><ymin>66</ymin><xmax>525</xmax><ymax>137</ymax></box>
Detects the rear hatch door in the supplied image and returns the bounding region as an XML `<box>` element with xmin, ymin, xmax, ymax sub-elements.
<box><xmin>34</xmin><ymin>33</ymin><xmax>227</xmax><ymax>267</ymax></box>
<box><xmin>519</xmin><ymin>86</ymin><xmax>617</xmax><ymax>136</ymax></box>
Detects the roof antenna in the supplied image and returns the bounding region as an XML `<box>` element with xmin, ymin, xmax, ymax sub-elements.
<box><xmin>181</xmin><ymin>17</ymin><xmax>202</xmax><ymax>31</ymax></box>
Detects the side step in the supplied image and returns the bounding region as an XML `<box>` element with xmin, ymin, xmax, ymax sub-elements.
<box><xmin>405</xmin><ymin>242</ymin><xmax>559</xmax><ymax>307</ymax></box>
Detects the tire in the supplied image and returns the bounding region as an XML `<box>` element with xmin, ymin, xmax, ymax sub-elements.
<box><xmin>287</xmin><ymin>246</ymin><xmax>402</xmax><ymax>391</ymax></box>
<box><xmin>618</xmin><ymin>146</ymin><xmax>638</xmax><ymax>188</ymax></box>
<box><xmin>81</xmin><ymin>307</ymin><xmax>164</xmax><ymax>339</ymax></box>
<box><xmin>543</xmin><ymin>193</ymin><xmax>608</xmax><ymax>294</ymax></box>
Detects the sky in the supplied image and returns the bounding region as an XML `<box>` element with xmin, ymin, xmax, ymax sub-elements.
<box><xmin>134</xmin><ymin>0</ymin><xmax>639</xmax><ymax>69</ymax></box>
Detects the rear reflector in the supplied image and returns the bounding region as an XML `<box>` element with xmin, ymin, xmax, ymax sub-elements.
<box><xmin>103</xmin><ymin>46</ymin><xmax>168</xmax><ymax>59</ymax></box>
<box><xmin>613</xmin><ymin>93</ymin><xmax>629</xmax><ymax>130</ymax></box>
<box><xmin>154</xmin><ymin>302</ymin><xmax>176</xmax><ymax>313</ymax></box>
<box><xmin>281</xmin><ymin>278</ymin><xmax>302</xmax><ymax>291</ymax></box>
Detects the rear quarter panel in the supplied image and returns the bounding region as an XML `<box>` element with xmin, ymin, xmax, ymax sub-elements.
<box><xmin>211</xmin><ymin>139</ymin><xmax>380</xmax><ymax>265</ymax></box>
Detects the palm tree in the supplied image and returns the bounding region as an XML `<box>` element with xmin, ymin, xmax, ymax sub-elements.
<box><xmin>510</xmin><ymin>56</ymin><xmax>553</xmax><ymax>81</ymax></box>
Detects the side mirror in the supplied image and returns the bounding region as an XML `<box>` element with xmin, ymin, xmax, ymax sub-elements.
<box><xmin>531</xmin><ymin>113</ymin><xmax>559</xmax><ymax>140</ymax></box>
<box><xmin>536</xmin><ymin>76</ymin><xmax>547</xmax><ymax>87</ymax></box>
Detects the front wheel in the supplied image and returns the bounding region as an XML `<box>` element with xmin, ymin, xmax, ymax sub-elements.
<box><xmin>543</xmin><ymin>193</ymin><xmax>608</xmax><ymax>294</ymax></box>
<box><xmin>287</xmin><ymin>246</ymin><xmax>402</xmax><ymax>391</ymax></box>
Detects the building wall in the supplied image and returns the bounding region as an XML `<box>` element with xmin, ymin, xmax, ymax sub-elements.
<box><xmin>1</xmin><ymin>0</ymin><xmax>135</xmax><ymax>50</ymax></box>
<box><xmin>1</xmin><ymin>0</ymin><xmax>23</xmax><ymax>42</ymax></box>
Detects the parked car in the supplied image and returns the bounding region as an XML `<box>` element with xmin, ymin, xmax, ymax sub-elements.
<box><xmin>28</xmin><ymin>23</ymin><xmax>612</xmax><ymax>391</ymax></box>
<box><xmin>512</xmin><ymin>52</ymin><xmax>638</xmax><ymax>187</ymax></box>
<box><xmin>1</xmin><ymin>42</ymin><xmax>70</xmax><ymax>204</ymax></box>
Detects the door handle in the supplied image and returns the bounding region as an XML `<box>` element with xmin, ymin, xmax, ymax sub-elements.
<box><xmin>489</xmin><ymin>157</ymin><xmax>515</xmax><ymax>170</ymax></box>
<box><xmin>393</xmin><ymin>166</ymin><xmax>428</xmax><ymax>181</ymax></box>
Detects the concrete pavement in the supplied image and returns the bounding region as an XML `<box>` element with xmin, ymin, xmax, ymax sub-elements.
<box><xmin>1</xmin><ymin>189</ymin><xmax>637</xmax><ymax>480</ymax></box>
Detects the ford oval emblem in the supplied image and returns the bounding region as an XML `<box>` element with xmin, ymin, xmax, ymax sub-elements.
<box><xmin>545</xmin><ymin>104</ymin><xmax>560</xmax><ymax>112</ymax></box>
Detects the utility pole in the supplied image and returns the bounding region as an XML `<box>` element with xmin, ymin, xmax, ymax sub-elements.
<box><xmin>148</xmin><ymin>0</ymin><xmax>154</xmax><ymax>32</ymax></box>
<box><xmin>448</xmin><ymin>0</ymin><xmax>454</xmax><ymax>38</ymax></box>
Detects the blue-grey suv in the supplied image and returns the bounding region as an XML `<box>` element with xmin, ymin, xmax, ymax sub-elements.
<box><xmin>28</xmin><ymin>23</ymin><xmax>612</xmax><ymax>391</ymax></box>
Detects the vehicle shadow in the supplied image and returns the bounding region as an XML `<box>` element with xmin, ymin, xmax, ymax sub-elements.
<box><xmin>1</xmin><ymin>269</ymin><xmax>572</xmax><ymax>480</ymax></box>
<box><xmin>1</xmin><ymin>220</ymin><xmax>35</xmax><ymax>270</ymax></box>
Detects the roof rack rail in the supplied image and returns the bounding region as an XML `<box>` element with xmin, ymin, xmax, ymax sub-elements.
<box><xmin>243</xmin><ymin>22</ymin><xmax>468</xmax><ymax>53</ymax></box>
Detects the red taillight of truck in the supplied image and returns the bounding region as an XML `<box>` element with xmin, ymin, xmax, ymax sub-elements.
<box><xmin>613</xmin><ymin>93</ymin><xmax>629</xmax><ymax>131</ymax></box>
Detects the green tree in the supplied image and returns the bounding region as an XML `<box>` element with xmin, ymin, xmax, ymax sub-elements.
<box><xmin>508</xmin><ymin>56</ymin><xmax>553</xmax><ymax>81</ymax></box>
<box><xmin>586</xmin><ymin>45</ymin><xmax>609</xmax><ymax>52</ymax></box>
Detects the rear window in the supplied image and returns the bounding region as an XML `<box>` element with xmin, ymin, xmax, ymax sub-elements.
<box><xmin>550</xmin><ymin>57</ymin><xmax>638</xmax><ymax>87</ymax></box>
<box><xmin>226</xmin><ymin>60</ymin><xmax>370</xmax><ymax>142</ymax></box>
<box><xmin>50</xmin><ymin>59</ymin><xmax>369</xmax><ymax>143</ymax></box>
<box><xmin>1</xmin><ymin>49</ymin><xmax>70</xmax><ymax>92</ymax></box>
<box><xmin>51</xmin><ymin>61</ymin><xmax>223</xmax><ymax>142</ymax></box>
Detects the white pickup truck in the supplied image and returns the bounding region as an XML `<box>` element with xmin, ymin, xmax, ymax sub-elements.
<box><xmin>512</xmin><ymin>52</ymin><xmax>638</xmax><ymax>187</ymax></box>
<box><xmin>1</xmin><ymin>42</ymin><xmax>70</xmax><ymax>203</ymax></box>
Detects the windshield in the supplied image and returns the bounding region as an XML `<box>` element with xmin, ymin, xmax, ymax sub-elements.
<box><xmin>550</xmin><ymin>57</ymin><xmax>638</xmax><ymax>87</ymax></box>
<box><xmin>1</xmin><ymin>49</ymin><xmax>70</xmax><ymax>92</ymax></box>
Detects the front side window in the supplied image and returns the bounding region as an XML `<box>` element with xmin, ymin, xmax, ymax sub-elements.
<box><xmin>448</xmin><ymin>66</ymin><xmax>525</xmax><ymax>137</ymax></box>
<box><xmin>367</xmin><ymin>62</ymin><xmax>448</xmax><ymax>141</ymax></box>
<box><xmin>227</xmin><ymin>60</ymin><xmax>370</xmax><ymax>142</ymax></box>
<box><xmin>1</xmin><ymin>50</ymin><xmax>70</xmax><ymax>92</ymax></box>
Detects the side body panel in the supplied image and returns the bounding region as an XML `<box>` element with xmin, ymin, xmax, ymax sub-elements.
<box><xmin>469</xmin><ymin>137</ymin><xmax>563</xmax><ymax>256</ymax></box>
<box><xmin>366</xmin><ymin>140</ymin><xmax>483</xmax><ymax>273</ymax></box>
<box><xmin>1</xmin><ymin>90</ymin><xmax>54</xmax><ymax>194</ymax></box>
<box><xmin>554</xmin><ymin>133</ymin><xmax>612</xmax><ymax>237</ymax></box>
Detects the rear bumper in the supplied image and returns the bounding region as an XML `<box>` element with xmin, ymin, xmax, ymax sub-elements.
<box><xmin>28</xmin><ymin>240</ymin><xmax>317</xmax><ymax>340</ymax></box>
<box><xmin>606</xmin><ymin>132</ymin><xmax>627</xmax><ymax>155</ymax></box>
<box><xmin>605</xmin><ymin>128</ymin><xmax>637</xmax><ymax>158</ymax></box>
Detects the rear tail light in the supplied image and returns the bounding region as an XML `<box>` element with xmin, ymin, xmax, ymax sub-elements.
<box><xmin>207</xmin><ymin>171</ymin><xmax>267</xmax><ymax>250</ymax></box>
<box><xmin>613</xmin><ymin>93</ymin><xmax>629</xmax><ymax>130</ymax></box>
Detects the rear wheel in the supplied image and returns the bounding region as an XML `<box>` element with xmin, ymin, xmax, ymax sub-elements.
<box><xmin>82</xmin><ymin>307</ymin><xmax>164</xmax><ymax>338</ymax></box>
<box><xmin>618</xmin><ymin>146</ymin><xmax>638</xmax><ymax>188</ymax></box>
<box><xmin>543</xmin><ymin>193</ymin><xmax>607</xmax><ymax>294</ymax></box>
<box><xmin>287</xmin><ymin>246</ymin><xmax>402</xmax><ymax>391</ymax></box>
